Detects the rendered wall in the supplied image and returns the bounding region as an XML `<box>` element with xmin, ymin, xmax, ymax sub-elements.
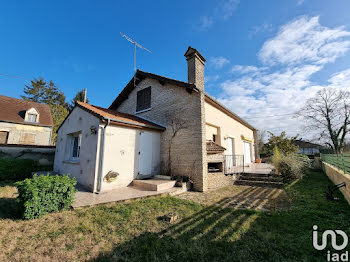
<box><xmin>322</xmin><ymin>162</ymin><xmax>350</xmax><ymax>204</ymax></box>
<box><xmin>205</xmin><ymin>101</ymin><xmax>255</xmax><ymax>160</ymax></box>
<box><xmin>114</xmin><ymin>78</ymin><xmax>207</xmax><ymax>191</ymax></box>
<box><xmin>0</xmin><ymin>122</ymin><xmax>52</xmax><ymax>145</ymax></box>
<box><xmin>98</xmin><ymin>125</ymin><xmax>161</xmax><ymax>192</ymax></box>
<box><xmin>54</xmin><ymin>107</ymin><xmax>100</xmax><ymax>191</ymax></box>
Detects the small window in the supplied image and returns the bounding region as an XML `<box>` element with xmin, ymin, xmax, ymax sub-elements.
<box><xmin>213</xmin><ymin>134</ymin><xmax>217</xmax><ymax>143</ymax></box>
<box><xmin>27</xmin><ymin>113</ymin><xmax>37</xmax><ymax>122</ymax></box>
<box><xmin>0</xmin><ymin>131</ymin><xmax>9</xmax><ymax>144</ymax></box>
<box><xmin>136</xmin><ymin>87</ymin><xmax>151</xmax><ymax>112</ymax></box>
<box><xmin>70</xmin><ymin>133</ymin><xmax>81</xmax><ymax>160</ymax></box>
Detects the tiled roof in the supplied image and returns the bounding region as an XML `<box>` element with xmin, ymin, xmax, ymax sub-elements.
<box><xmin>206</xmin><ymin>141</ymin><xmax>226</xmax><ymax>152</ymax></box>
<box><xmin>108</xmin><ymin>70</ymin><xmax>256</xmax><ymax>131</ymax></box>
<box><xmin>76</xmin><ymin>101</ymin><xmax>165</xmax><ymax>131</ymax></box>
<box><xmin>0</xmin><ymin>95</ymin><xmax>53</xmax><ymax>126</ymax></box>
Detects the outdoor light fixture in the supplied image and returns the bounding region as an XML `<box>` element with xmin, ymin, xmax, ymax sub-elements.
<box><xmin>90</xmin><ymin>125</ymin><xmax>97</xmax><ymax>135</ymax></box>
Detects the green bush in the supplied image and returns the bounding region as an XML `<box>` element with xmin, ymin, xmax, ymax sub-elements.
<box><xmin>0</xmin><ymin>159</ymin><xmax>52</xmax><ymax>181</ymax></box>
<box><xmin>276</xmin><ymin>154</ymin><xmax>310</xmax><ymax>182</ymax></box>
<box><xmin>15</xmin><ymin>175</ymin><xmax>77</xmax><ymax>220</ymax></box>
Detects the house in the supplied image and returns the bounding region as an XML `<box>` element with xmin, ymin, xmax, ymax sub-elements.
<box><xmin>293</xmin><ymin>139</ymin><xmax>321</xmax><ymax>155</ymax></box>
<box><xmin>54</xmin><ymin>47</ymin><xmax>258</xmax><ymax>193</ymax></box>
<box><xmin>0</xmin><ymin>95</ymin><xmax>53</xmax><ymax>145</ymax></box>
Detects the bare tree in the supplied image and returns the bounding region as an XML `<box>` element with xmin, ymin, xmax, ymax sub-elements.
<box><xmin>296</xmin><ymin>88</ymin><xmax>350</xmax><ymax>153</ymax></box>
<box><xmin>164</xmin><ymin>110</ymin><xmax>189</xmax><ymax>176</ymax></box>
<box><xmin>256</xmin><ymin>129</ymin><xmax>267</xmax><ymax>153</ymax></box>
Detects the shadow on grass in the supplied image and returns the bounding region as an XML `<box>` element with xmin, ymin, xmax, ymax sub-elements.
<box><xmin>91</xmin><ymin>170</ymin><xmax>350</xmax><ymax>262</ymax></box>
<box><xmin>0</xmin><ymin>180</ymin><xmax>21</xmax><ymax>220</ymax></box>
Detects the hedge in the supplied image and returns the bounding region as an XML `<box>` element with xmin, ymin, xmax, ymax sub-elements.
<box><xmin>15</xmin><ymin>175</ymin><xmax>77</xmax><ymax>220</ymax></box>
<box><xmin>0</xmin><ymin>159</ymin><xmax>53</xmax><ymax>181</ymax></box>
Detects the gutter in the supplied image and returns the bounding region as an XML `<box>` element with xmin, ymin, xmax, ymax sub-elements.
<box><xmin>96</xmin><ymin>117</ymin><xmax>110</xmax><ymax>193</ymax></box>
<box><xmin>101</xmin><ymin>116</ymin><xmax>165</xmax><ymax>131</ymax></box>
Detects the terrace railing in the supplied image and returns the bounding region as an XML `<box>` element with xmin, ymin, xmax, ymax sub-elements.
<box><xmin>224</xmin><ymin>155</ymin><xmax>244</xmax><ymax>175</ymax></box>
<box><xmin>321</xmin><ymin>153</ymin><xmax>350</xmax><ymax>175</ymax></box>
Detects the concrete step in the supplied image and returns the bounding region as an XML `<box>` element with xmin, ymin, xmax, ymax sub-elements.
<box><xmin>239</xmin><ymin>175</ymin><xmax>283</xmax><ymax>183</ymax></box>
<box><xmin>242</xmin><ymin>172</ymin><xmax>281</xmax><ymax>178</ymax></box>
<box><xmin>132</xmin><ymin>179</ymin><xmax>176</xmax><ymax>191</ymax></box>
<box><xmin>234</xmin><ymin>180</ymin><xmax>284</xmax><ymax>188</ymax></box>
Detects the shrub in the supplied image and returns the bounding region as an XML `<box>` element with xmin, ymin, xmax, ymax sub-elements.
<box><xmin>272</xmin><ymin>146</ymin><xmax>281</xmax><ymax>168</ymax></box>
<box><xmin>0</xmin><ymin>159</ymin><xmax>53</xmax><ymax>181</ymax></box>
<box><xmin>15</xmin><ymin>175</ymin><xmax>77</xmax><ymax>219</ymax></box>
<box><xmin>276</xmin><ymin>154</ymin><xmax>310</xmax><ymax>182</ymax></box>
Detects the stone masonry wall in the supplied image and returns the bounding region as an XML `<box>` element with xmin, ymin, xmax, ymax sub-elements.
<box><xmin>115</xmin><ymin>78</ymin><xmax>207</xmax><ymax>191</ymax></box>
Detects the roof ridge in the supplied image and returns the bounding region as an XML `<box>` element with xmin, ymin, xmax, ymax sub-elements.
<box><xmin>0</xmin><ymin>94</ymin><xmax>50</xmax><ymax>108</ymax></box>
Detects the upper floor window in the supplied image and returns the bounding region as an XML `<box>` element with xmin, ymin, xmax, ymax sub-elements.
<box><xmin>27</xmin><ymin>113</ymin><xmax>37</xmax><ymax>123</ymax></box>
<box><xmin>136</xmin><ymin>87</ymin><xmax>151</xmax><ymax>112</ymax></box>
<box><xmin>25</xmin><ymin>108</ymin><xmax>39</xmax><ymax>123</ymax></box>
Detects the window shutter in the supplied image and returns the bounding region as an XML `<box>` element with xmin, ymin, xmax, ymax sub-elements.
<box><xmin>136</xmin><ymin>87</ymin><xmax>151</xmax><ymax>112</ymax></box>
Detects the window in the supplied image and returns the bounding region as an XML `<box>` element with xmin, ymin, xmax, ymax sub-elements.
<box><xmin>70</xmin><ymin>133</ymin><xmax>81</xmax><ymax>160</ymax></box>
<box><xmin>136</xmin><ymin>87</ymin><xmax>151</xmax><ymax>112</ymax></box>
<box><xmin>27</xmin><ymin>113</ymin><xmax>37</xmax><ymax>122</ymax></box>
<box><xmin>213</xmin><ymin>134</ymin><xmax>217</xmax><ymax>143</ymax></box>
<box><xmin>0</xmin><ymin>131</ymin><xmax>9</xmax><ymax>144</ymax></box>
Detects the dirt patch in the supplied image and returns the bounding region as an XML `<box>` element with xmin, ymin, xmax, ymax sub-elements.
<box><xmin>176</xmin><ymin>185</ymin><xmax>291</xmax><ymax>211</ymax></box>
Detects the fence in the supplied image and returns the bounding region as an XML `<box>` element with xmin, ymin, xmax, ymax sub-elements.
<box><xmin>321</xmin><ymin>153</ymin><xmax>350</xmax><ymax>175</ymax></box>
<box><xmin>224</xmin><ymin>155</ymin><xmax>244</xmax><ymax>175</ymax></box>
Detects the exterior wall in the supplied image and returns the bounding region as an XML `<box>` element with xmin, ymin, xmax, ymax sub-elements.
<box><xmin>54</xmin><ymin>107</ymin><xmax>100</xmax><ymax>191</ymax></box>
<box><xmin>322</xmin><ymin>162</ymin><xmax>350</xmax><ymax>204</ymax></box>
<box><xmin>116</xmin><ymin>78</ymin><xmax>207</xmax><ymax>191</ymax></box>
<box><xmin>0</xmin><ymin>144</ymin><xmax>55</xmax><ymax>165</ymax></box>
<box><xmin>205</xmin><ymin>101</ymin><xmax>255</xmax><ymax>162</ymax></box>
<box><xmin>0</xmin><ymin>121</ymin><xmax>52</xmax><ymax>145</ymax></box>
<box><xmin>206</xmin><ymin>152</ymin><xmax>236</xmax><ymax>189</ymax></box>
<box><xmin>98</xmin><ymin>125</ymin><xmax>161</xmax><ymax>192</ymax></box>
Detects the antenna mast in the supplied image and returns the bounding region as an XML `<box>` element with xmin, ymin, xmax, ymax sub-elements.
<box><xmin>120</xmin><ymin>32</ymin><xmax>151</xmax><ymax>86</ymax></box>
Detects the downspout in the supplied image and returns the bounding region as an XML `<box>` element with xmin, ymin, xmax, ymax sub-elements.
<box><xmin>97</xmin><ymin>118</ymin><xmax>110</xmax><ymax>193</ymax></box>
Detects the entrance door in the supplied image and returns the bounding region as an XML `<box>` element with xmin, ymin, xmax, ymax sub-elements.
<box><xmin>243</xmin><ymin>142</ymin><xmax>251</xmax><ymax>165</ymax></box>
<box><xmin>138</xmin><ymin>131</ymin><xmax>153</xmax><ymax>177</ymax></box>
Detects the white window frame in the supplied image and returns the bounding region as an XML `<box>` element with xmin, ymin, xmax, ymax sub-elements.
<box><xmin>27</xmin><ymin>113</ymin><xmax>38</xmax><ymax>123</ymax></box>
<box><xmin>69</xmin><ymin>132</ymin><xmax>81</xmax><ymax>161</ymax></box>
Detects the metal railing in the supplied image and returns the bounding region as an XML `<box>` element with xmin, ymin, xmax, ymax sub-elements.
<box><xmin>321</xmin><ymin>153</ymin><xmax>350</xmax><ymax>175</ymax></box>
<box><xmin>224</xmin><ymin>155</ymin><xmax>244</xmax><ymax>175</ymax></box>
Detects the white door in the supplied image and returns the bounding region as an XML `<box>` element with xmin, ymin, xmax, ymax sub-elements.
<box><xmin>243</xmin><ymin>142</ymin><xmax>252</xmax><ymax>165</ymax></box>
<box><xmin>138</xmin><ymin>131</ymin><xmax>153</xmax><ymax>177</ymax></box>
<box><xmin>226</xmin><ymin>138</ymin><xmax>234</xmax><ymax>171</ymax></box>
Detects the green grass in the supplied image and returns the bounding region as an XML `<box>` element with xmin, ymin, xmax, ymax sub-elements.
<box><xmin>0</xmin><ymin>169</ymin><xmax>349</xmax><ymax>261</ymax></box>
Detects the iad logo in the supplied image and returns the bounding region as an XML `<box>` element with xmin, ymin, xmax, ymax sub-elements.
<box><xmin>313</xmin><ymin>225</ymin><xmax>349</xmax><ymax>261</ymax></box>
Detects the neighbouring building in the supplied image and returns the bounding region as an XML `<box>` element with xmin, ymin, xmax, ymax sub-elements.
<box><xmin>0</xmin><ymin>95</ymin><xmax>53</xmax><ymax>145</ymax></box>
<box><xmin>293</xmin><ymin>139</ymin><xmax>321</xmax><ymax>155</ymax></box>
<box><xmin>54</xmin><ymin>47</ymin><xmax>258</xmax><ymax>193</ymax></box>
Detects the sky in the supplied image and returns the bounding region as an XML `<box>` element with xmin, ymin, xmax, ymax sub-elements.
<box><xmin>0</xmin><ymin>0</ymin><xmax>350</xmax><ymax>140</ymax></box>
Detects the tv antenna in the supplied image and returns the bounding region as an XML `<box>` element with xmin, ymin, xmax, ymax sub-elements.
<box><xmin>120</xmin><ymin>32</ymin><xmax>151</xmax><ymax>86</ymax></box>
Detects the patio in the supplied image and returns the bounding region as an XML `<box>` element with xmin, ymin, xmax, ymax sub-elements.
<box><xmin>73</xmin><ymin>183</ymin><xmax>183</xmax><ymax>208</ymax></box>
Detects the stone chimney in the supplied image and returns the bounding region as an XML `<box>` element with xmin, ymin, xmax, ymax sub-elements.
<box><xmin>184</xmin><ymin>46</ymin><xmax>206</xmax><ymax>91</ymax></box>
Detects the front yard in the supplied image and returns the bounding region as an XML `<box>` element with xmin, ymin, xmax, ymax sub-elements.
<box><xmin>0</xmin><ymin>169</ymin><xmax>349</xmax><ymax>261</ymax></box>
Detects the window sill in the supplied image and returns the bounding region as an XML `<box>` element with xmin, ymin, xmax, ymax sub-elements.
<box><xmin>63</xmin><ymin>160</ymin><xmax>80</xmax><ymax>165</ymax></box>
<box><xmin>135</xmin><ymin>108</ymin><xmax>151</xmax><ymax>114</ymax></box>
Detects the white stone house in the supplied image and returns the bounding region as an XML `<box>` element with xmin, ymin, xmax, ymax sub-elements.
<box><xmin>54</xmin><ymin>47</ymin><xmax>258</xmax><ymax>192</ymax></box>
<box><xmin>0</xmin><ymin>95</ymin><xmax>53</xmax><ymax>145</ymax></box>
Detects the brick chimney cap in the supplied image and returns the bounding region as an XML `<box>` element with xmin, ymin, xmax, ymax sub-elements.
<box><xmin>184</xmin><ymin>46</ymin><xmax>206</xmax><ymax>62</ymax></box>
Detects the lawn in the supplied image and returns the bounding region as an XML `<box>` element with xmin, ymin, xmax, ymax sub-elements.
<box><xmin>0</xmin><ymin>169</ymin><xmax>349</xmax><ymax>261</ymax></box>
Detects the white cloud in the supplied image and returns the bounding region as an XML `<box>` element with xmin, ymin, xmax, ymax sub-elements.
<box><xmin>209</xmin><ymin>56</ymin><xmax>230</xmax><ymax>69</ymax></box>
<box><xmin>248</xmin><ymin>23</ymin><xmax>273</xmax><ymax>38</ymax></box>
<box><xmin>219</xmin><ymin>0</ymin><xmax>240</xmax><ymax>20</ymax></box>
<box><xmin>205</xmin><ymin>75</ymin><xmax>220</xmax><ymax>83</ymax></box>
<box><xmin>212</xmin><ymin>16</ymin><xmax>350</xmax><ymax>139</ymax></box>
<box><xmin>259</xmin><ymin>16</ymin><xmax>350</xmax><ymax>66</ymax></box>
<box><xmin>198</xmin><ymin>0</ymin><xmax>239</xmax><ymax>30</ymax></box>
<box><xmin>297</xmin><ymin>0</ymin><xmax>304</xmax><ymax>6</ymax></box>
<box><xmin>199</xmin><ymin>16</ymin><xmax>214</xmax><ymax>30</ymax></box>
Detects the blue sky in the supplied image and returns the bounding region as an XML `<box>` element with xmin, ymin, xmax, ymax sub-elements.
<box><xmin>1</xmin><ymin>0</ymin><xmax>350</xmax><ymax>138</ymax></box>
